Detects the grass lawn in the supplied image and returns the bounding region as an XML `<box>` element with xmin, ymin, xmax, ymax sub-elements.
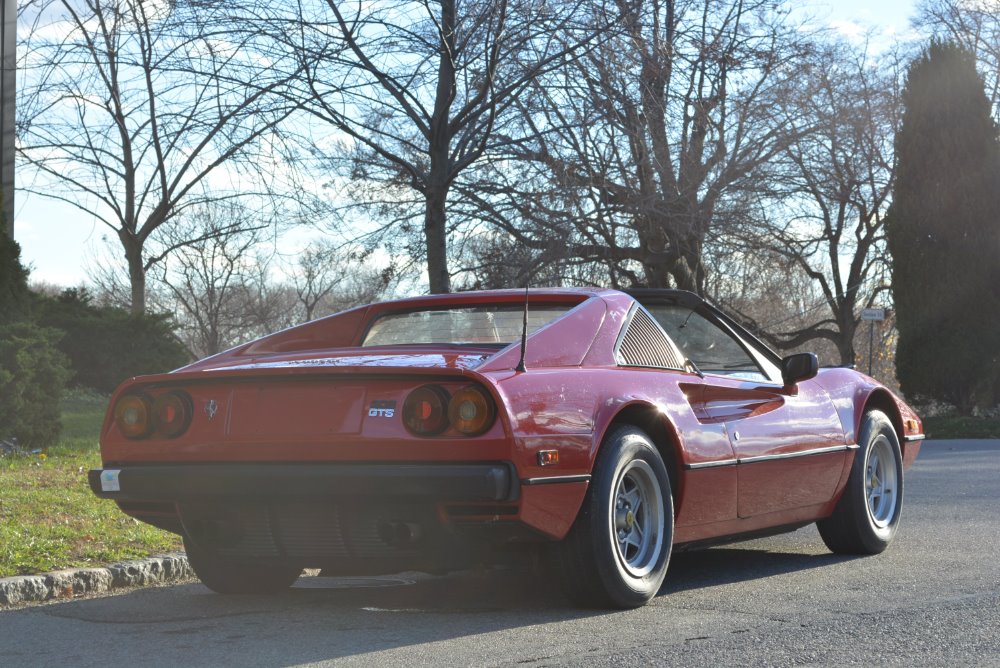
<box><xmin>0</xmin><ymin>390</ymin><xmax>181</xmax><ymax>578</ymax></box>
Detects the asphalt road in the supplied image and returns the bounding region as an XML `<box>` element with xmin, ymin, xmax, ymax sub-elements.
<box><xmin>2</xmin><ymin>439</ymin><xmax>998</xmax><ymax>667</ymax></box>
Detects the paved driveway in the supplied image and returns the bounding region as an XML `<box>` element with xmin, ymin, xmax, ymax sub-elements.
<box><xmin>1</xmin><ymin>439</ymin><xmax>998</xmax><ymax>667</ymax></box>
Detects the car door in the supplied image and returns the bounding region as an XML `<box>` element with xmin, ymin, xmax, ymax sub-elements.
<box><xmin>643</xmin><ymin>299</ymin><xmax>849</xmax><ymax>519</ymax></box>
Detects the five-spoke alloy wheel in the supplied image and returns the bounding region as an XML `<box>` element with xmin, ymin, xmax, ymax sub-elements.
<box><xmin>553</xmin><ymin>425</ymin><xmax>673</xmax><ymax>608</ymax></box>
<box><xmin>818</xmin><ymin>410</ymin><xmax>904</xmax><ymax>554</ymax></box>
<box><xmin>865</xmin><ymin>434</ymin><xmax>900</xmax><ymax>529</ymax></box>
<box><xmin>611</xmin><ymin>459</ymin><xmax>665</xmax><ymax>579</ymax></box>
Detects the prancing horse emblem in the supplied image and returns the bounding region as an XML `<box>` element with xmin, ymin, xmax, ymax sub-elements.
<box><xmin>204</xmin><ymin>399</ymin><xmax>218</xmax><ymax>419</ymax></box>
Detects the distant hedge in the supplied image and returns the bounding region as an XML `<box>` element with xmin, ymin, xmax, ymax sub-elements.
<box><xmin>0</xmin><ymin>322</ymin><xmax>71</xmax><ymax>448</ymax></box>
<box><xmin>35</xmin><ymin>289</ymin><xmax>190</xmax><ymax>394</ymax></box>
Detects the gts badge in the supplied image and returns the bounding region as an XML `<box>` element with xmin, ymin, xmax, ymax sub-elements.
<box><xmin>368</xmin><ymin>400</ymin><xmax>396</xmax><ymax>418</ymax></box>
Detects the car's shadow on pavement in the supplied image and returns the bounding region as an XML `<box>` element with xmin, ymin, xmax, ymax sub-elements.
<box><xmin>661</xmin><ymin>546</ymin><xmax>857</xmax><ymax>595</ymax></box>
<box><xmin>22</xmin><ymin>541</ymin><xmax>867</xmax><ymax>666</ymax></box>
<box><xmin>42</xmin><ymin>540</ymin><xmax>857</xmax><ymax>621</ymax></box>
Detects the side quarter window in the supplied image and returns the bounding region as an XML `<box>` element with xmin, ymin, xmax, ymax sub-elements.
<box><xmin>646</xmin><ymin>305</ymin><xmax>778</xmax><ymax>383</ymax></box>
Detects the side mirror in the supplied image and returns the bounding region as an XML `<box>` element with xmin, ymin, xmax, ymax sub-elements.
<box><xmin>781</xmin><ymin>352</ymin><xmax>818</xmax><ymax>386</ymax></box>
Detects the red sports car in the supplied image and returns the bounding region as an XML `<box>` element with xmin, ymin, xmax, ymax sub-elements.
<box><xmin>90</xmin><ymin>288</ymin><xmax>923</xmax><ymax>608</ymax></box>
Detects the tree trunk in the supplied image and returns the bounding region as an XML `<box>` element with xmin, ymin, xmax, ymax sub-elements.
<box><xmin>120</xmin><ymin>231</ymin><xmax>146</xmax><ymax>315</ymax></box>
<box><xmin>640</xmin><ymin>231</ymin><xmax>672</xmax><ymax>289</ymax></box>
<box><xmin>644</xmin><ymin>260</ymin><xmax>672</xmax><ymax>289</ymax></box>
<box><xmin>837</xmin><ymin>308</ymin><xmax>857</xmax><ymax>368</ymax></box>
<box><xmin>423</xmin><ymin>0</ymin><xmax>456</xmax><ymax>295</ymax></box>
<box><xmin>837</xmin><ymin>330</ymin><xmax>856</xmax><ymax>369</ymax></box>
<box><xmin>424</xmin><ymin>189</ymin><xmax>451</xmax><ymax>294</ymax></box>
<box><xmin>672</xmin><ymin>237</ymin><xmax>704</xmax><ymax>294</ymax></box>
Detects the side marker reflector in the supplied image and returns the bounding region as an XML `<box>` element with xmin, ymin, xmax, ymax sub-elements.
<box><xmin>537</xmin><ymin>450</ymin><xmax>559</xmax><ymax>466</ymax></box>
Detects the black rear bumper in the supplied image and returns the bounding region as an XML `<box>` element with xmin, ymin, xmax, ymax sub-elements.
<box><xmin>89</xmin><ymin>462</ymin><xmax>519</xmax><ymax>503</ymax></box>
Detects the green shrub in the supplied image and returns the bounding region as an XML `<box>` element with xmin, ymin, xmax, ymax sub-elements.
<box><xmin>0</xmin><ymin>216</ymin><xmax>30</xmax><ymax>323</ymax></box>
<box><xmin>0</xmin><ymin>322</ymin><xmax>72</xmax><ymax>448</ymax></box>
<box><xmin>35</xmin><ymin>289</ymin><xmax>190</xmax><ymax>394</ymax></box>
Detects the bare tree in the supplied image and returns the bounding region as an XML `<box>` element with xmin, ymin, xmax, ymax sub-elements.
<box><xmin>17</xmin><ymin>0</ymin><xmax>301</xmax><ymax>313</ymax></box>
<box><xmin>469</xmin><ymin>0</ymin><xmax>813</xmax><ymax>293</ymax></box>
<box><xmin>703</xmin><ymin>244</ymin><xmax>840</xmax><ymax>358</ymax></box>
<box><xmin>154</xmin><ymin>203</ymin><xmax>282</xmax><ymax>357</ymax></box>
<box><xmin>287</xmin><ymin>242</ymin><xmax>391</xmax><ymax>322</ymax></box>
<box><xmin>281</xmin><ymin>0</ymin><xmax>612</xmax><ymax>294</ymax></box>
<box><xmin>914</xmin><ymin>0</ymin><xmax>1000</xmax><ymax>118</ymax></box>
<box><xmin>715</xmin><ymin>42</ymin><xmax>903</xmax><ymax>366</ymax></box>
<box><xmin>451</xmin><ymin>227</ymin><xmax>623</xmax><ymax>290</ymax></box>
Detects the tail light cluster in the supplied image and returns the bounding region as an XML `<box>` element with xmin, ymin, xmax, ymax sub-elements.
<box><xmin>402</xmin><ymin>384</ymin><xmax>496</xmax><ymax>437</ymax></box>
<box><xmin>114</xmin><ymin>390</ymin><xmax>193</xmax><ymax>440</ymax></box>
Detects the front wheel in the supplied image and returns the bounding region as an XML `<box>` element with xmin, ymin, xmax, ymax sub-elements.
<box><xmin>552</xmin><ymin>425</ymin><xmax>673</xmax><ymax>608</ymax></box>
<box><xmin>817</xmin><ymin>410</ymin><xmax>904</xmax><ymax>554</ymax></box>
<box><xmin>184</xmin><ymin>536</ymin><xmax>301</xmax><ymax>594</ymax></box>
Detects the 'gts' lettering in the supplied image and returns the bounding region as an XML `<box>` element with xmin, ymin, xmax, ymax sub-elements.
<box><xmin>368</xmin><ymin>400</ymin><xmax>396</xmax><ymax>418</ymax></box>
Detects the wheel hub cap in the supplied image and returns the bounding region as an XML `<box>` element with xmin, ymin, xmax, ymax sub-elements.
<box><xmin>865</xmin><ymin>436</ymin><xmax>899</xmax><ymax>529</ymax></box>
<box><xmin>610</xmin><ymin>459</ymin><xmax>665</xmax><ymax>578</ymax></box>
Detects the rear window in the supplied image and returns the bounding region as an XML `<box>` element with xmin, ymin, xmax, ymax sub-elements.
<box><xmin>362</xmin><ymin>305</ymin><xmax>574</xmax><ymax>347</ymax></box>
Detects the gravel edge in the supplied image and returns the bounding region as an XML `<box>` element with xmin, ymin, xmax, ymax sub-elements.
<box><xmin>0</xmin><ymin>553</ymin><xmax>193</xmax><ymax>608</ymax></box>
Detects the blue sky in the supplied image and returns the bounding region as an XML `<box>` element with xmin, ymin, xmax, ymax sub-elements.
<box><xmin>15</xmin><ymin>0</ymin><xmax>920</xmax><ymax>288</ymax></box>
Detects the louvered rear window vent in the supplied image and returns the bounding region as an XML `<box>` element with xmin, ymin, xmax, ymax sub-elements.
<box><xmin>617</xmin><ymin>307</ymin><xmax>683</xmax><ymax>369</ymax></box>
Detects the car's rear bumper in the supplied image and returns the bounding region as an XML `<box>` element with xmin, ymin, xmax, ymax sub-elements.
<box><xmin>89</xmin><ymin>462</ymin><xmax>537</xmax><ymax>571</ymax></box>
<box><xmin>88</xmin><ymin>462</ymin><xmax>519</xmax><ymax>503</ymax></box>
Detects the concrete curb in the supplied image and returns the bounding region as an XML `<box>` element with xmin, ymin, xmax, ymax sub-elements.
<box><xmin>0</xmin><ymin>553</ymin><xmax>193</xmax><ymax>608</ymax></box>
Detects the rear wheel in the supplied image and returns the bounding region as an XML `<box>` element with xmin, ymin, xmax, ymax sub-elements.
<box><xmin>183</xmin><ymin>536</ymin><xmax>301</xmax><ymax>594</ymax></box>
<box><xmin>817</xmin><ymin>410</ymin><xmax>903</xmax><ymax>554</ymax></box>
<box><xmin>552</xmin><ymin>425</ymin><xmax>673</xmax><ymax>608</ymax></box>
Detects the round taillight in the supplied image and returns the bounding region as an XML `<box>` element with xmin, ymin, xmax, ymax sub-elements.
<box><xmin>152</xmin><ymin>391</ymin><xmax>193</xmax><ymax>438</ymax></box>
<box><xmin>448</xmin><ymin>385</ymin><xmax>496</xmax><ymax>436</ymax></box>
<box><xmin>114</xmin><ymin>394</ymin><xmax>153</xmax><ymax>439</ymax></box>
<box><xmin>402</xmin><ymin>385</ymin><xmax>450</xmax><ymax>436</ymax></box>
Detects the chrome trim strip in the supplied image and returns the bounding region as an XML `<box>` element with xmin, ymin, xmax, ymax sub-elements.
<box><xmin>521</xmin><ymin>474</ymin><xmax>591</xmax><ymax>486</ymax></box>
<box><xmin>685</xmin><ymin>444</ymin><xmax>857</xmax><ymax>470</ymax></box>
<box><xmin>738</xmin><ymin>444</ymin><xmax>853</xmax><ymax>465</ymax></box>
<box><xmin>685</xmin><ymin>458</ymin><xmax>738</xmax><ymax>470</ymax></box>
<box><xmin>903</xmin><ymin>434</ymin><xmax>926</xmax><ymax>442</ymax></box>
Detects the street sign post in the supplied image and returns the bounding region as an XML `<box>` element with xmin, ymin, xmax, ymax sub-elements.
<box><xmin>860</xmin><ymin>308</ymin><xmax>887</xmax><ymax>375</ymax></box>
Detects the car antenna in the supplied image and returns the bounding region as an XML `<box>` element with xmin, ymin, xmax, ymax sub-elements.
<box><xmin>515</xmin><ymin>284</ymin><xmax>529</xmax><ymax>373</ymax></box>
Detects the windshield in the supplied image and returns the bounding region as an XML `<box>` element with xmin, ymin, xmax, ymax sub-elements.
<box><xmin>362</xmin><ymin>304</ymin><xmax>574</xmax><ymax>347</ymax></box>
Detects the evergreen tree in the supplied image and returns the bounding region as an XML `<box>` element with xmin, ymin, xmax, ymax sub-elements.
<box><xmin>0</xmin><ymin>193</ymin><xmax>30</xmax><ymax>322</ymax></box>
<box><xmin>886</xmin><ymin>42</ymin><xmax>1000</xmax><ymax>413</ymax></box>
<box><xmin>0</xmin><ymin>198</ymin><xmax>72</xmax><ymax>447</ymax></box>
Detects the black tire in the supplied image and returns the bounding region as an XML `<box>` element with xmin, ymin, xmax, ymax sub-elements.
<box><xmin>817</xmin><ymin>410</ymin><xmax>904</xmax><ymax>555</ymax></box>
<box><xmin>552</xmin><ymin>425</ymin><xmax>673</xmax><ymax>609</ymax></box>
<box><xmin>183</xmin><ymin>536</ymin><xmax>301</xmax><ymax>594</ymax></box>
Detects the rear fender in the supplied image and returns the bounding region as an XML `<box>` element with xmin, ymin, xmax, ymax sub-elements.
<box><xmin>597</xmin><ymin>402</ymin><xmax>683</xmax><ymax>497</ymax></box>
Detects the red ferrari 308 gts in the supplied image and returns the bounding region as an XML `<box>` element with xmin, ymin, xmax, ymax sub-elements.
<box><xmin>90</xmin><ymin>288</ymin><xmax>923</xmax><ymax>608</ymax></box>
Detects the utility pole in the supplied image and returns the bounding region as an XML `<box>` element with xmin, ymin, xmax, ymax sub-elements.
<box><xmin>0</xmin><ymin>0</ymin><xmax>14</xmax><ymax>238</ymax></box>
